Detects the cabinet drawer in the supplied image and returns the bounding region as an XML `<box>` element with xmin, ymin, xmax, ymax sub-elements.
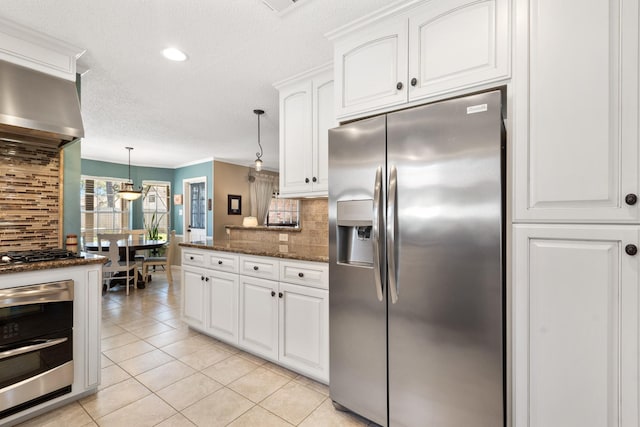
<box><xmin>206</xmin><ymin>251</ymin><xmax>239</xmax><ymax>273</ymax></box>
<box><xmin>240</xmin><ymin>255</ymin><xmax>280</xmax><ymax>281</ymax></box>
<box><xmin>280</xmin><ymin>260</ymin><xmax>328</xmax><ymax>290</ymax></box>
<box><xmin>183</xmin><ymin>250</ymin><xmax>206</xmax><ymax>267</ymax></box>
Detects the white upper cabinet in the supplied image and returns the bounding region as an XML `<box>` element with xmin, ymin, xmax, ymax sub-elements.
<box><xmin>328</xmin><ymin>0</ymin><xmax>510</xmax><ymax>120</ymax></box>
<box><xmin>333</xmin><ymin>17</ymin><xmax>409</xmax><ymax>117</ymax></box>
<box><xmin>274</xmin><ymin>64</ymin><xmax>335</xmax><ymax>197</ymax></box>
<box><xmin>513</xmin><ymin>0</ymin><xmax>639</xmax><ymax>222</ymax></box>
<box><xmin>408</xmin><ymin>0</ymin><xmax>509</xmax><ymax>100</ymax></box>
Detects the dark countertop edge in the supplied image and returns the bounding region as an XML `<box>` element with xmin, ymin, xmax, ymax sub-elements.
<box><xmin>224</xmin><ymin>225</ymin><xmax>302</xmax><ymax>232</ymax></box>
<box><xmin>0</xmin><ymin>254</ymin><xmax>106</xmax><ymax>275</ymax></box>
<box><xmin>179</xmin><ymin>242</ymin><xmax>329</xmax><ymax>263</ymax></box>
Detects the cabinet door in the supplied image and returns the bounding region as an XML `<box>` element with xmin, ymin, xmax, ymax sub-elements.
<box><xmin>408</xmin><ymin>0</ymin><xmax>509</xmax><ymax>100</ymax></box>
<box><xmin>513</xmin><ymin>225</ymin><xmax>639</xmax><ymax>427</ymax></box>
<box><xmin>334</xmin><ymin>17</ymin><xmax>408</xmax><ymax>118</ymax></box>
<box><xmin>182</xmin><ymin>267</ymin><xmax>206</xmax><ymax>327</ymax></box>
<box><xmin>239</xmin><ymin>276</ymin><xmax>278</xmax><ymax>360</ymax></box>
<box><xmin>278</xmin><ymin>282</ymin><xmax>329</xmax><ymax>383</ymax></box>
<box><xmin>279</xmin><ymin>80</ymin><xmax>313</xmax><ymax>195</ymax></box>
<box><xmin>513</xmin><ymin>0</ymin><xmax>639</xmax><ymax>222</ymax></box>
<box><xmin>206</xmin><ymin>271</ymin><xmax>239</xmax><ymax>344</ymax></box>
<box><xmin>311</xmin><ymin>70</ymin><xmax>335</xmax><ymax>194</ymax></box>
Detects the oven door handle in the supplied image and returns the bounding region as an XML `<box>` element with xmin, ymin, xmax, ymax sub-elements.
<box><xmin>0</xmin><ymin>337</ymin><xmax>68</xmax><ymax>360</ymax></box>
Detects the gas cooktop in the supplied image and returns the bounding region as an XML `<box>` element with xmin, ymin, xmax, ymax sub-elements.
<box><xmin>0</xmin><ymin>249</ymin><xmax>84</xmax><ymax>264</ymax></box>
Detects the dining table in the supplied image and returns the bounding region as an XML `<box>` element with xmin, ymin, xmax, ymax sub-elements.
<box><xmin>85</xmin><ymin>236</ymin><xmax>167</xmax><ymax>288</ymax></box>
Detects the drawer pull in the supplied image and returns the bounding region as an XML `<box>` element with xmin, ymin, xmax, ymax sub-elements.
<box><xmin>298</xmin><ymin>272</ymin><xmax>304</xmax><ymax>278</ymax></box>
<box><xmin>253</xmin><ymin>266</ymin><xmax>259</xmax><ymax>271</ymax></box>
<box><xmin>218</xmin><ymin>260</ymin><xmax>223</xmax><ymax>265</ymax></box>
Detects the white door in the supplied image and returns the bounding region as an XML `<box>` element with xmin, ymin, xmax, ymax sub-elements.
<box><xmin>408</xmin><ymin>0</ymin><xmax>510</xmax><ymax>100</ymax></box>
<box><xmin>513</xmin><ymin>0</ymin><xmax>639</xmax><ymax>222</ymax></box>
<box><xmin>238</xmin><ymin>275</ymin><xmax>278</xmax><ymax>360</ymax></box>
<box><xmin>181</xmin><ymin>266</ymin><xmax>205</xmax><ymax>328</ymax></box>
<box><xmin>278</xmin><ymin>282</ymin><xmax>329</xmax><ymax>383</ymax></box>
<box><xmin>279</xmin><ymin>79</ymin><xmax>313</xmax><ymax>195</ymax></box>
<box><xmin>311</xmin><ymin>70</ymin><xmax>335</xmax><ymax>194</ymax></box>
<box><xmin>183</xmin><ymin>177</ymin><xmax>207</xmax><ymax>242</ymax></box>
<box><xmin>333</xmin><ymin>16</ymin><xmax>408</xmax><ymax>119</ymax></box>
<box><xmin>513</xmin><ymin>224</ymin><xmax>639</xmax><ymax>427</ymax></box>
<box><xmin>206</xmin><ymin>271</ymin><xmax>239</xmax><ymax>344</ymax></box>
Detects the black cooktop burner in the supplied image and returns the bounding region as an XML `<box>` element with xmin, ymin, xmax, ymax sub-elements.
<box><xmin>0</xmin><ymin>249</ymin><xmax>84</xmax><ymax>264</ymax></box>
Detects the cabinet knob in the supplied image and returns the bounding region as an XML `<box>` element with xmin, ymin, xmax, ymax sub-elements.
<box><xmin>190</xmin><ymin>256</ymin><xmax>194</xmax><ymax>260</ymax></box>
<box><xmin>396</xmin><ymin>82</ymin><xmax>403</xmax><ymax>90</ymax></box>
<box><xmin>253</xmin><ymin>266</ymin><xmax>259</xmax><ymax>271</ymax></box>
<box><xmin>312</xmin><ymin>177</ymin><xmax>317</xmax><ymax>183</ymax></box>
<box><xmin>218</xmin><ymin>260</ymin><xmax>223</xmax><ymax>265</ymax></box>
<box><xmin>271</xmin><ymin>291</ymin><xmax>276</xmax><ymax>297</ymax></box>
<box><xmin>305</xmin><ymin>178</ymin><xmax>310</xmax><ymax>183</ymax></box>
<box><xmin>200</xmin><ymin>276</ymin><xmax>205</xmax><ymax>281</ymax></box>
<box><xmin>410</xmin><ymin>77</ymin><xmax>417</xmax><ymax>86</ymax></box>
<box><xmin>625</xmin><ymin>194</ymin><xmax>637</xmax><ymax>205</ymax></box>
<box><xmin>626</xmin><ymin>244</ymin><xmax>638</xmax><ymax>256</ymax></box>
<box><xmin>205</xmin><ymin>277</ymin><xmax>210</xmax><ymax>282</ymax></box>
<box><xmin>298</xmin><ymin>272</ymin><xmax>304</xmax><ymax>278</ymax></box>
<box><xmin>278</xmin><ymin>292</ymin><xmax>283</xmax><ymax>298</ymax></box>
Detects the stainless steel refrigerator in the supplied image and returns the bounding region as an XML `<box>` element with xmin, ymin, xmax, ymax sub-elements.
<box><xmin>328</xmin><ymin>90</ymin><xmax>504</xmax><ymax>427</ymax></box>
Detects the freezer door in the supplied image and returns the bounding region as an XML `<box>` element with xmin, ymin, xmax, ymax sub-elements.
<box><xmin>387</xmin><ymin>91</ymin><xmax>504</xmax><ymax>426</ymax></box>
<box><xmin>329</xmin><ymin>115</ymin><xmax>388</xmax><ymax>426</ymax></box>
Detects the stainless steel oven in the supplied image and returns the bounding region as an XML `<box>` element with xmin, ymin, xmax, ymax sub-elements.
<box><xmin>0</xmin><ymin>280</ymin><xmax>74</xmax><ymax>419</ymax></box>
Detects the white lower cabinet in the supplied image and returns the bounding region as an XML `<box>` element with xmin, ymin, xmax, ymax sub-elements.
<box><xmin>206</xmin><ymin>271</ymin><xmax>239</xmax><ymax>344</ymax></box>
<box><xmin>182</xmin><ymin>266</ymin><xmax>206</xmax><ymax>328</ymax></box>
<box><xmin>182</xmin><ymin>248</ymin><xmax>329</xmax><ymax>383</ymax></box>
<box><xmin>278</xmin><ymin>282</ymin><xmax>328</xmax><ymax>381</ymax></box>
<box><xmin>239</xmin><ymin>275</ymin><xmax>278</xmax><ymax>359</ymax></box>
<box><xmin>513</xmin><ymin>225</ymin><xmax>639</xmax><ymax>427</ymax></box>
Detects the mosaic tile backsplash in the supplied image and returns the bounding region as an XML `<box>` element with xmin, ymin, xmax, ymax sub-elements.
<box><xmin>0</xmin><ymin>142</ymin><xmax>60</xmax><ymax>251</ymax></box>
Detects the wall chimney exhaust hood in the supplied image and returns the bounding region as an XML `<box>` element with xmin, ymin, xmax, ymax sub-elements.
<box><xmin>0</xmin><ymin>59</ymin><xmax>84</xmax><ymax>149</ymax></box>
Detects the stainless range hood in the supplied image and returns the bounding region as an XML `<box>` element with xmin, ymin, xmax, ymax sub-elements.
<box><xmin>0</xmin><ymin>59</ymin><xmax>84</xmax><ymax>149</ymax></box>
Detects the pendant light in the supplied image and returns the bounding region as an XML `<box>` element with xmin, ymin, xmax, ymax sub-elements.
<box><xmin>253</xmin><ymin>109</ymin><xmax>264</xmax><ymax>171</ymax></box>
<box><xmin>118</xmin><ymin>147</ymin><xmax>142</xmax><ymax>201</ymax></box>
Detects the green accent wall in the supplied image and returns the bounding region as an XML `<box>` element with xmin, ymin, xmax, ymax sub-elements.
<box><xmin>81</xmin><ymin>159</ymin><xmax>175</xmax><ymax>230</ymax></box>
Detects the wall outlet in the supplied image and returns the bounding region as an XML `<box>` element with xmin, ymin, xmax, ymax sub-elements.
<box><xmin>279</xmin><ymin>233</ymin><xmax>288</xmax><ymax>242</ymax></box>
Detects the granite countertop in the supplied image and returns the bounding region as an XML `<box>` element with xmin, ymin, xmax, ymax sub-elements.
<box><xmin>180</xmin><ymin>240</ymin><xmax>329</xmax><ymax>263</ymax></box>
<box><xmin>0</xmin><ymin>252</ymin><xmax>106</xmax><ymax>275</ymax></box>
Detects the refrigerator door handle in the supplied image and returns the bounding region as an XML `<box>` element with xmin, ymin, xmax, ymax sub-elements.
<box><xmin>372</xmin><ymin>166</ymin><xmax>384</xmax><ymax>302</ymax></box>
<box><xmin>388</xmin><ymin>165</ymin><xmax>399</xmax><ymax>304</ymax></box>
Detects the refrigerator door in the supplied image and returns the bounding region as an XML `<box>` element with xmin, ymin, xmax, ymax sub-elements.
<box><xmin>387</xmin><ymin>91</ymin><xmax>504</xmax><ymax>426</ymax></box>
<box><xmin>329</xmin><ymin>115</ymin><xmax>388</xmax><ymax>426</ymax></box>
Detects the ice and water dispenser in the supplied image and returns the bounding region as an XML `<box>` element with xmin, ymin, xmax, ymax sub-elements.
<box><xmin>336</xmin><ymin>200</ymin><xmax>374</xmax><ymax>266</ymax></box>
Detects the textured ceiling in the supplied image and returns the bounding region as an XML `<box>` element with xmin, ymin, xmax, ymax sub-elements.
<box><xmin>0</xmin><ymin>0</ymin><xmax>391</xmax><ymax>170</ymax></box>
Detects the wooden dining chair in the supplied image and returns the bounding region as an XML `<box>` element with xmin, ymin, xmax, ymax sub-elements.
<box><xmin>97</xmin><ymin>233</ymin><xmax>137</xmax><ymax>295</ymax></box>
<box><xmin>142</xmin><ymin>230</ymin><xmax>176</xmax><ymax>285</ymax></box>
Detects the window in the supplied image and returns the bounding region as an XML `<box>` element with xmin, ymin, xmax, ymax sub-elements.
<box><xmin>81</xmin><ymin>176</ymin><xmax>131</xmax><ymax>241</ymax></box>
<box><xmin>267</xmin><ymin>196</ymin><xmax>299</xmax><ymax>227</ymax></box>
<box><xmin>190</xmin><ymin>182</ymin><xmax>206</xmax><ymax>229</ymax></box>
<box><xmin>142</xmin><ymin>181</ymin><xmax>171</xmax><ymax>240</ymax></box>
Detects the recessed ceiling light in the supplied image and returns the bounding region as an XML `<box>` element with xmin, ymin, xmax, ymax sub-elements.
<box><xmin>162</xmin><ymin>48</ymin><xmax>188</xmax><ymax>62</ymax></box>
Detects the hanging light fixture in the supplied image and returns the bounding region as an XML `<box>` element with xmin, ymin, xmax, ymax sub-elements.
<box><xmin>118</xmin><ymin>147</ymin><xmax>142</xmax><ymax>201</ymax></box>
<box><xmin>253</xmin><ymin>109</ymin><xmax>264</xmax><ymax>171</ymax></box>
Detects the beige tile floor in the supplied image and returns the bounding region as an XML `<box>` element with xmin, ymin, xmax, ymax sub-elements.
<box><xmin>17</xmin><ymin>270</ymin><xmax>376</xmax><ymax>427</ymax></box>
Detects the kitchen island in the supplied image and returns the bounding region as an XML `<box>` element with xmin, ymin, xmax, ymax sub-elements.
<box><xmin>179</xmin><ymin>240</ymin><xmax>329</xmax><ymax>383</ymax></box>
<box><xmin>0</xmin><ymin>254</ymin><xmax>104</xmax><ymax>426</ymax></box>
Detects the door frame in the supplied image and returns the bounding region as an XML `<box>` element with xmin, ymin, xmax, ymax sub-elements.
<box><xmin>183</xmin><ymin>176</ymin><xmax>207</xmax><ymax>241</ymax></box>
